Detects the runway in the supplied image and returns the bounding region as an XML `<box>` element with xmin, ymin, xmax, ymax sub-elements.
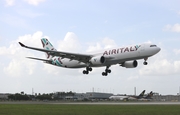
<box><xmin>52</xmin><ymin>102</ymin><xmax>180</xmax><ymax>105</ymax></box>
<box><xmin>1</xmin><ymin>101</ymin><xmax>180</xmax><ymax>105</ymax></box>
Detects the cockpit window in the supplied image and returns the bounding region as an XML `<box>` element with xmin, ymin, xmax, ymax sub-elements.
<box><xmin>150</xmin><ymin>45</ymin><xmax>157</xmax><ymax>47</ymax></box>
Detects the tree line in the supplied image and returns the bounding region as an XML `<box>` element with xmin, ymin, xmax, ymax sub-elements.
<box><xmin>7</xmin><ymin>91</ymin><xmax>75</xmax><ymax>101</ymax></box>
<box><xmin>8</xmin><ymin>92</ymin><xmax>53</xmax><ymax>101</ymax></box>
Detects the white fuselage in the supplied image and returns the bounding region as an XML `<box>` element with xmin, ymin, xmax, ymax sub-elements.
<box><xmin>109</xmin><ymin>95</ymin><xmax>129</xmax><ymax>100</ymax></box>
<box><xmin>49</xmin><ymin>43</ymin><xmax>160</xmax><ymax>68</ymax></box>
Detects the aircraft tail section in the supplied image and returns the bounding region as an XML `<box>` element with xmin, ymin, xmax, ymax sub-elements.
<box><xmin>146</xmin><ymin>91</ymin><xmax>153</xmax><ymax>99</ymax></box>
<box><xmin>139</xmin><ymin>90</ymin><xmax>145</xmax><ymax>97</ymax></box>
<box><xmin>41</xmin><ymin>38</ymin><xmax>56</xmax><ymax>59</ymax></box>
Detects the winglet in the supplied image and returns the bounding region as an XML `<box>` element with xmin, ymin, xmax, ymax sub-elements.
<box><xmin>19</xmin><ymin>42</ymin><xmax>26</xmax><ymax>47</ymax></box>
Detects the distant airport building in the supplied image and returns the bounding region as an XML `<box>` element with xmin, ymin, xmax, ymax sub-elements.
<box><xmin>65</xmin><ymin>93</ymin><xmax>89</xmax><ymax>100</ymax></box>
<box><xmin>0</xmin><ymin>93</ymin><xmax>9</xmax><ymax>100</ymax></box>
<box><xmin>53</xmin><ymin>92</ymin><xmax>113</xmax><ymax>100</ymax></box>
<box><xmin>153</xmin><ymin>95</ymin><xmax>180</xmax><ymax>101</ymax></box>
<box><xmin>73</xmin><ymin>93</ymin><xmax>89</xmax><ymax>101</ymax></box>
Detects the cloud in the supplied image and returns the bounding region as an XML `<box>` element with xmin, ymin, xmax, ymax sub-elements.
<box><xmin>1</xmin><ymin>31</ymin><xmax>113</xmax><ymax>78</ymax></box>
<box><xmin>17</xmin><ymin>31</ymin><xmax>44</xmax><ymax>47</ymax></box>
<box><xmin>1</xmin><ymin>31</ymin><xmax>44</xmax><ymax>77</ymax></box>
<box><xmin>5</xmin><ymin>0</ymin><xmax>15</xmax><ymax>6</ymax></box>
<box><xmin>163</xmin><ymin>23</ymin><xmax>180</xmax><ymax>33</ymax></box>
<box><xmin>4</xmin><ymin>59</ymin><xmax>36</xmax><ymax>77</ymax></box>
<box><xmin>139</xmin><ymin>58</ymin><xmax>180</xmax><ymax>76</ymax></box>
<box><xmin>57</xmin><ymin>32</ymin><xmax>80</xmax><ymax>52</ymax></box>
<box><xmin>138</xmin><ymin>44</ymin><xmax>180</xmax><ymax>76</ymax></box>
<box><xmin>86</xmin><ymin>43</ymin><xmax>102</xmax><ymax>52</ymax></box>
<box><xmin>23</xmin><ymin>0</ymin><xmax>46</xmax><ymax>6</ymax></box>
<box><xmin>102</xmin><ymin>37</ymin><xmax>117</xmax><ymax>49</ymax></box>
<box><xmin>86</xmin><ymin>37</ymin><xmax>117</xmax><ymax>52</ymax></box>
<box><xmin>173</xmin><ymin>49</ymin><xmax>180</xmax><ymax>55</ymax></box>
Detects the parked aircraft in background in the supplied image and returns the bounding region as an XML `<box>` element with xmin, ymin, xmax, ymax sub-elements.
<box><xmin>19</xmin><ymin>38</ymin><xmax>160</xmax><ymax>76</ymax></box>
<box><xmin>109</xmin><ymin>90</ymin><xmax>154</xmax><ymax>101</ymax></box>
<box><xmin>109</xmin><ymin>95</ymin><xmax>129</xmax><ymax>101</ymax></box>
<box><xmin>128</xmin><ymin>90</ymin><xmax>146</xmax><ymax>100</ymax></box>
<box><xmin>109</xmin><ymin>90</ymin><xmax>145</xmax><ymax>101</ymax></box>
<box><xmin>138</xmin><ymin>91</ymin><xmax>154</xmax><ymax>101</ymax></box>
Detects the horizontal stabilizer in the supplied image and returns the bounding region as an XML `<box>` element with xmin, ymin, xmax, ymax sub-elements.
<box><xmin>26</xmin><ymin>57</ymin><xmax>52</xmax><ymax>63</ymax></box>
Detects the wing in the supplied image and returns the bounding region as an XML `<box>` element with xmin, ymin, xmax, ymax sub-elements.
<box><xmin>19</xmin><ymin>42</ymin><xmax>93</xmax><ymax>63</ymax></box>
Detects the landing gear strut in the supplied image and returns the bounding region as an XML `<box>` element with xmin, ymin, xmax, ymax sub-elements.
<box><xmin>102</xmin><ymin>66</ymin><xmax>111</xmax><ymax>76</ymax></box>
<box><xmin>143</xmin><ymin>57</ymin><xmax>148</xmax><ymax>65</ymax></box>
<box><xmin>83</xmin><ymin>67</ymin><xmax>92</xmax><ymax>74</ymax></box>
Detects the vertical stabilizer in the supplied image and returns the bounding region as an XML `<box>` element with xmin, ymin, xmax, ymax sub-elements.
<box><xmin>41</xmin><ymin>38</ymin><xmax>56</xmax><ymax>59</ymax></box>
<box><xmin>139</xmin><ymin>90</ymin><xmax>145</xmax><ymax>97</ymax></box>
<box><xmin>146</xmin><ymin>91</ymin><xmax>153</xmax><ymax>99</ymax></box>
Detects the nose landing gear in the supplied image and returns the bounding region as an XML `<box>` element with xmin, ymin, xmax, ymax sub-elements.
<box><xmin>143</xmin><ymin>57</ymin><xmax>148</xmax><ymax>65</ymax></box>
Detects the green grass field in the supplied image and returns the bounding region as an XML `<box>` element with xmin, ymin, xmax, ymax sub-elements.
<box><xmin>0</xmin><ymin>104</ymin><xmax>180</xmax><ymax>115</ymax></box>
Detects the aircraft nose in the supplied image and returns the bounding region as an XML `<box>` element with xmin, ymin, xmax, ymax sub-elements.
<box><xmin>156</xmin><ymin>47</ymin><xmax>161</xmax><ymax>53</ymax></box>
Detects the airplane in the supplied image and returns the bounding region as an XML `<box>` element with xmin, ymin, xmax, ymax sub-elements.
<box><xmin>138</xmin><ymin>91</ymin><xmax>154</xmax><ymax>101</ymax></box>
<box><xmin>128</xmin><ymin>90</ymin><xmax>146</xmax><ymax>100</ymax></box>
<box><xmin>19</xmin><ymin>38</ymin><xmax>161</xmax><ymax>76</ymax></box>
<box><xmin>109</xmin><ymin>95</ymin><xmax>129</xmax><ymax>101</ymax></box>
<box><xmin>145</xmin><ymin>91</ymin><xmax>154</xmax><ymax>99</ymax></box>
<box><xmin>109</xmin><ymin>91</ymin><xmax>153</xmax><ymax>101</ymax></box>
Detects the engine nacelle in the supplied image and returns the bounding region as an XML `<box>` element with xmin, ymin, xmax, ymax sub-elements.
<box><xmin>90</xmin><ymin>56</ymin><xmax>106</xmax><ymax>65</ymax></box>
<box><xmin>121</xmin><ymin>60</ymin><xmax>138</xmax><ymax>68</ymax></box>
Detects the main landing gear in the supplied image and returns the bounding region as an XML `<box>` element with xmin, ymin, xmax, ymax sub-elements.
<box><xmin>102</xmin><ymin>66</ymin><xmax>111</xmax><ymax>76</ymax></box>
<box><xmin>143</xmin><ymin>57</ymin><xmax>148</xmax><ymax>65</ymax></box>
<box><xmin>83</xmin><ymin>67</ymin><xmax>92</xmax><ymax>74</ymax></box>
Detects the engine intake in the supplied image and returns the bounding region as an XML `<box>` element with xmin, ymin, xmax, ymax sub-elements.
<box><xmin>121</xmin><ymin>60</ymin><xmax>138</xmax><ymax>68</ymax></box>
<box><xmin>90</xmin><ymin>56</ymin><xmax>106</xmax><ymax>65</ymax></box>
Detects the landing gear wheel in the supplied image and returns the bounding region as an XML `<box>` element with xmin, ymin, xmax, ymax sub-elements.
<box><xmin>102</xmin><ymin>72</ymin><xmax>107</xmax><ymax>76</ymax></box>
<box><xmin>83</xmin><ymin>70</ymin><xmax>89</xmax><ymax>74</ymax></box>
<box><xmin>83</xmin><ymin>70</ymin><xmax>86</xmax><ymax>74</ymax></box>
<box><xmin>143</xmin><ymin>62</ymin><xmax>148</xmax><ymax>65</ymax></box>
<box><xmin>107</xmin><ymin>69</ymin><xmax>111</xmax><ymax>73</ymax></box>
<box><xmin>88</xmin><ymin>67</ymin><xmax>92</xmax><ymax>71</ymax></box>
<box><xmin>105</xmin><ymin>69</ymin><xmax>111</xmax><ymax>73</ymax></box>
<box><xmin>102</xmin><ymin>72</ymin><xmax>105</xmax><ymax>76</ymax></box>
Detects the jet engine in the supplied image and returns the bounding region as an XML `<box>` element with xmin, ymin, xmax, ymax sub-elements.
<box><xmin>90</xmin><ymin>56</ymin><xmax>106</xmax><ymax>65</ymax></box>
<box><xmin>121</xmin><ymin>60</ymin><xmax>138</xmax><ymax>68</ymax></box>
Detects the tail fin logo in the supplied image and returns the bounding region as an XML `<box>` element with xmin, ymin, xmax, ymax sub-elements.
<box><xmin>41</xmin><ymin>38</ymin><xmax>56</xmax><ymax>59</ymax></box>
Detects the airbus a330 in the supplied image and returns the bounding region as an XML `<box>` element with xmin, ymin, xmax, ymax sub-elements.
<box><xmin>19</xmin><ymin>38</ymin><xmax>160</xmax><ymax>76</ymax></box>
